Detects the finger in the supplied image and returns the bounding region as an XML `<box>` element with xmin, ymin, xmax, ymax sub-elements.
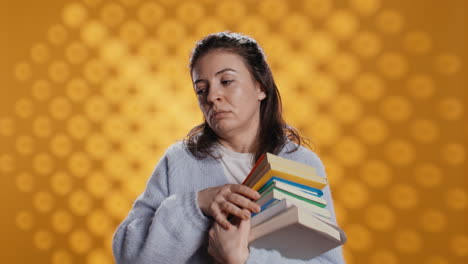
<box><xmin>231</xmin><ymin>184</ymin><xmax>261</xmax><ymax>200</ymax></box>
<box><xmin>239</xmin><ymin>217</ymin><xmax>251</xmax><ymax>230</ymax></box>
<box><xmin>226</xmin><ymin>193</ymin><xmax>261</xmax><ymax>213</ymax></box>
<box><xmin>208</xmin><ymin>246</ymin><xmax>223</xmax><ymax>264</ymax></box>
<box><xmin>220</xmin><ymin>210</ymin><xmax>229</xmax><ymax>218</ymax></box>
<box><xmin>239</xmin><ymin>219</ymin><xmax>252</xmax><ymax>245</ymax></box>
<box><xmin>207</xmin><ymin>243</ymin><xmax>220</xmax><ymax>262</ymax></box>
<box><xmin>213</xmin><ymin>210</ymin><xmax>233</xmax><ymax>230</ymax></box>
<box><xmin>220</xmin><ymin>200</ymin><xmax>251</xmax><ymax>220</ymax></box>
<box><xmin>207</xmin><ymin>245</ymin><xmax>213</xmax><ymax>256</ymax></box>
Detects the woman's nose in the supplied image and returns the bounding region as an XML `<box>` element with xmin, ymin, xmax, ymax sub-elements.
<box><xmin>207</xmin><ymin>84</ymin><xmax>222</xmax><ymax>103</ymax></box>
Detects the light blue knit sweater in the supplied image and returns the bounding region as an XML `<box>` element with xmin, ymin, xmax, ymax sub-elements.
<box><xmin>112</xmin><ymin>141</ymin><xmax>345</xmax><ymax>264</ymax></box>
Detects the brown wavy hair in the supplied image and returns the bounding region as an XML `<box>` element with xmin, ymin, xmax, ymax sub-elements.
<box><xmin>184</xmin><ymin>32</ymin><xmax>309</xmax><ymax>165</ymax></box>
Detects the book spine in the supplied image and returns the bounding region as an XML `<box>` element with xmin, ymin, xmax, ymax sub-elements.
<box><xmin>242</xmin><ymin>153</ymin><xmax>266</xmax><ymax>185</ymax></box>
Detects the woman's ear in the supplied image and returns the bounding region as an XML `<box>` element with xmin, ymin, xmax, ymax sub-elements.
<box><xmin>255</xmin><ymin>82</ymin><xmax>267</xmax><ymax>101</ymax></box>
<box><xmin>258</xmin><ymin>92</ymin><xmax>266</xmax><ymax>101</ymax></box>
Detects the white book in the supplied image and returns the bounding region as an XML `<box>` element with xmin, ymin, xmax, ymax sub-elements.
<box><xmin>251</xmin><ymin>199</ymin><xmax>289</xmax><ymax>227</ymax></box>
<box><xmin>251</xmin><ymin>198</ymin><xmax>334</xmax><ymax>228</ymax></box>
<box><xmin>249</xmin><ymin>206</ymin><xmax>347</xmax><ymax>260</ymax></box>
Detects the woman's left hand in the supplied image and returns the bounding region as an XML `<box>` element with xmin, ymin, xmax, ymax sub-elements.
<box><xmin>208</xmin><ymin>214</ymin><xmax>251</xmax><ymax>264</ymax></box>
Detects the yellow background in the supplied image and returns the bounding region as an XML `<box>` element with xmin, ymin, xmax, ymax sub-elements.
<box><xmin>0</xmin><ymin>0</ymin><xmax>466</xmax><ymax>263</ymax></box>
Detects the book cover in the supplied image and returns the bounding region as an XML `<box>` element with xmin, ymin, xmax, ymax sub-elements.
<box><xmin>249</xmin><ymin>206</ymin><xmax>346</xmax><ymax>260</ymax></box>
<box><xmin>249</xmin><ymin>162</ymin><xmax>327</xmax><ymax>191</ymax></box>
<box><xmin>265</xmin><ymin>152</ymin><xmax>317</xmax><ymax>176</ymax></box>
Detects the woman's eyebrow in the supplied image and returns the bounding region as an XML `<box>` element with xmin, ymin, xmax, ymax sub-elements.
<box><xmin>215</xmin><ymin>68</ymin><xmax>237</xmax><ymax>75</ymax></box>
<box><xmin>194</xmin><ymin>79</ymin><xmax>205</xmax><ymax>85</ymax></box>
<box><xmin>194</xmin><ymin>68</ymin><xmax>237</xmax><ymax>84</ymax></box>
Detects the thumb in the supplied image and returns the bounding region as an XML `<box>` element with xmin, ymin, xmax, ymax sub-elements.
<box><xmin>239</xmin><ymin>218</ymin><xmax>251</xmax><ymax>246</ymax></box>
<box><xmin>239</xmin><ymin>218</ymin><xmax>251</xmax><ymax>231</ymax></box>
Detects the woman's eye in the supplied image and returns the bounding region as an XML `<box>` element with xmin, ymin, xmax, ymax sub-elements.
<box><xmin>196</xmin><ymin>89</ymin><xmax>206</xmax><ymax>95</ymax></box>
<box><xmin>221</xmin><ymin>80</ymin><xmax>233</xmax><ymax>85</ymax></box>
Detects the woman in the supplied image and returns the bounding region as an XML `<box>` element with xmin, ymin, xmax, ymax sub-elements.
<box><xmin>112</xmin><ymin>32</ymin><xmax>345</xmax><ymax>264</ymax></box>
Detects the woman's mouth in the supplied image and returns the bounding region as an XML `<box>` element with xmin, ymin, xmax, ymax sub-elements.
<box><xmin>212</xmin><ymin>111</ymin><xmax>230</xmax><ymax>120</ymax></box>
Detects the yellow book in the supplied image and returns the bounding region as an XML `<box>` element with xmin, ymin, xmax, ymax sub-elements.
<box><xmin>243</xmin><ymin>152</ymin><xmax>320</xmax><ymax>187</ymax></box>
<box><xmin>265</xmin><ymin>153</ymin><xmax>317</xmax><ymax>176</ymax></box>
<box><xmin>249</xmin><ymin>161</ymin><xmax>327</xmax><ymax>191</ymax></box>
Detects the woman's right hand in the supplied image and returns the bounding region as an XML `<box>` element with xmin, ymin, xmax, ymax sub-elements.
<box><xmin>198</xmin><ymin>184</ymin><xmax>261</xmax><ymax>230</ymax></box>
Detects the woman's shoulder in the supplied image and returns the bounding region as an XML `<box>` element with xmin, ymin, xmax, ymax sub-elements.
<box><xmin>163</xmin><ymin>141</ymin><xmax>214</xmax><ymax>164</ymax></box>
<box><xmin>164</xmin><ymin>141</ymin><xmax>194</xmax><ymax>160</ymax></box>
<box><xmin>155</xmin><ymin>141</ymin><xmax>205</xmax><ymax>174</ymax></box>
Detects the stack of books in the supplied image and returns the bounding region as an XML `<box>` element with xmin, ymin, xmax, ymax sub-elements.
<box><xmin>242</xmin><ymin>153</ymin><xmax>347</xmax><ymax>260</ymax></box>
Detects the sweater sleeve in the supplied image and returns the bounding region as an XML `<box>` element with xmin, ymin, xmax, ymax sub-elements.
<box><xmin>112</xmin><ymin>151</ymin><xmax>212</xmax><ymax>264</ymax></box>
<box><xmin>246</xmin><ymin>149</ymin><xmax>346</xmax><ymax>264</ymax></box>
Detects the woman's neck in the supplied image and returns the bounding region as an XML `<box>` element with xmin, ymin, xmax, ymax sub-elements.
<box><xmin>215</xmin><ymin>110</ymin><xmax>261</xmax><ymax>153</ymax></box>
<box><xmin>217</xmin><ymin>139</ymin><xmax>255</xmax><ymax>153</ymax></box>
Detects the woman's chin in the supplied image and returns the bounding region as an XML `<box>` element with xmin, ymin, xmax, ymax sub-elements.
<box><xmin>211</xmin><ymin>122</ymin><xmax>234</xmax><ymax>136</ymax></box>
<box><xmin>213</xmin><ymin>126</ymin><xmax>229</xmax><ymax>135</ymax></box>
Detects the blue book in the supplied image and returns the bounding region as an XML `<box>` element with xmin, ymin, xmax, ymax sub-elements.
<box><xmin>252</xmin><ymin>198</ymin><xmax>279</xmax><ymax>217</ymax></box>
<box><xmin>258</xmin><ymin>177</ymin><xmax>324</xmax><ymax>197</ymax></box>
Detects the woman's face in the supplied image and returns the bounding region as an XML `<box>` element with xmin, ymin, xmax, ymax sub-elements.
<box><xmin>191</xmin><ymin>50</ymin><xmax>266</xmax><ymax>139</ymax></box>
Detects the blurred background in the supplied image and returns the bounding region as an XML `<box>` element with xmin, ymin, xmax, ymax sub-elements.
<box><xmin>0</xmin><ymin>0</ymin><xmax>466</xmax><ymax>263</ymax></box>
